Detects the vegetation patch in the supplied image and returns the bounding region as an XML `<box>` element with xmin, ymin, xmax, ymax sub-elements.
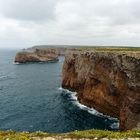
<box><xmin>0</xmin><ymin>129</ymin><xmax>140</xmax><ymax>140</ymax></box>
<box><xmin>75</xmin><ymin>46</ymin><xmax>140</xmax><ymax>52</ymax></box>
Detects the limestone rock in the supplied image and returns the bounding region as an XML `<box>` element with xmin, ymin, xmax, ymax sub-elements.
<box><xmin>15</xmin><ymin>49</ymin><xmax>59</xmax><ymax>63</ymax></box>
<box><xmin>62</xmin><ymin>51</ymin><xmax>140</xmax><ymax>131</ymax></box>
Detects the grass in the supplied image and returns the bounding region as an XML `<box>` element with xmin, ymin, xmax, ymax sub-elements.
<box><xmin>17</xmin><ymin>47</ymin><xmax>140</xmax><ymax>56</ymax></box>
<box><xmin>61</xmin><ymin>129</ymin><xmax>140</xmax><ymax>139</ymax></box>
<box><xmin>74</xmin><ymin>47</ymin><xmax>140</xmax><ymax>52</ymax></box>
<box><xmin>36</xmin><ymin>46</ymin><xmax>140</xmax><ymax>51</ymax></box>
<box><xmin>0</xmin><ymin>129</ymin><xmax>140</xmax><ymax>140</ymax></box>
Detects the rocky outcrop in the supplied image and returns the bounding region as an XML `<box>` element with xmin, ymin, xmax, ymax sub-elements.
<box><xmin>15</xmin><ymin>49</ymin><xmax>59</xmax><ymax>63</ymax></box>
<box><xmin>15</xmin><ymin>47</ymin><xmax>81</xmax><ymax>63</ymax></box>
<box><xmin>62</xmin><ymin>51</ymin><xmax>140</xmax><ymax>131</ymax></box>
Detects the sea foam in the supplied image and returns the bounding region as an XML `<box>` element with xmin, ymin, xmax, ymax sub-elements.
<box><xmin>58</xmin><ymin>87</ymin><xmax>117</xmax><ymax>119</ymax></box>
<box><xmin>0</xmin><ymin>75</ymin><xmax>10</xmax><ymax>80</ymax></box>
<box><xmin>13</xmin><ymin>62</ymin><xmax>20</xmax><ymax>65</ymax></box>
<box><xmin>58</xmin><ymin>87</ymin><xmax>119</xmax><ymax>129</ymax></box>
<box><xmin>110</xmin><ymin>122</ymin><xmax>119</xmax><ymax>129</ymax></box>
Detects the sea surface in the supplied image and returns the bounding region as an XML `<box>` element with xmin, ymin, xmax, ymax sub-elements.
<box><xmin>0</xmin><ymin>50</ymin><xmax>118</xmax><ymax>133</ymax></box>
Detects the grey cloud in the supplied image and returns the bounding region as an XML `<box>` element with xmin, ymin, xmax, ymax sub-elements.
<box><xmin>0</xmin><ymin>0</ymin><xmax>57</xmax><ymax>22</ymax></box>
<box><xmin>58</xmin><ymin>0</ymin><xmax>140</xmax><ymax>26</ymax></box>
<box><xmin>0</xmin><ymin>0</ymin><xmax>140</xmax><ymax>49</ymax></box>
<box><xmin>89</xmin><ymin>0</ymin><xmax>140</xmax><ymax>25</ymax></box>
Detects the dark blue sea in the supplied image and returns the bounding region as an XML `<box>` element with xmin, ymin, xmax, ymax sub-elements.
<box><xmin>0</xmin><ymin>50</ymin><xmax>118</xmax><ymax>133</ymax></box>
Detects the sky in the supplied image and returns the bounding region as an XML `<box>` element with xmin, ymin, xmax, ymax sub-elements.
<box><xmin>0</xmin><ymin>0</ymin><xmax>140</xmax><ymax>49</ymax></box>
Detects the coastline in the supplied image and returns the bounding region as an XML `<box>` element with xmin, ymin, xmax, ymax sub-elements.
<box><xmin>58</xmin><ymin>87</ymin><xmax>119</xmax><ymax>130</ymax></box>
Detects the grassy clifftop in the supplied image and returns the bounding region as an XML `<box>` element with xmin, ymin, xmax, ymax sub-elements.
<box><xmin>0</xmin><ymin>129</ymin><xmax>140</xmax><ymax>140</ymax></box>
<box><xmin>75</xmin><ymin>47</ymin><xmax>140</xmax><ymax>52</ymax></box>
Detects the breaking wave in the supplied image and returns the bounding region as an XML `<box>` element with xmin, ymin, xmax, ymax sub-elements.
<box><xmin>110</xmin><ymin>122</ymin><xmax>119</xmax><ymax>129</ymax></box>
<box><xmin>13</xmin><ymin>62</ymin><xmax>20</xmax><ymax>65</ymax></box>
<box><xmin>0</xmin><ymin>75</ymin><xmax>8</xmax><ymax>79</ymax></box>
<box><xmin>58</xmin><ymin>87</ymin><xmax>119</xmax><ymax>129</ymax></box>
<box><xmin>0</xmin><ymin>75</ymin><xmax>10</xmax><ymax>81</ymax></box>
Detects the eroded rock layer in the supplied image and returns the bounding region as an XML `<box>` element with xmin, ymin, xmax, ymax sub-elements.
<box><xmin>62</xmin><ymin>51</ymin><xmax>140</xmax><ymax>131</ymax></box>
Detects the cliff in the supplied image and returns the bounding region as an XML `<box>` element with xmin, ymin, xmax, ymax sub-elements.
<box><xmin>15</xmin><ymin>48</ymin><xmax>59</xmax><ymax>63</ymax></box>
<box><xmin>62</xmin><ymin>51</ymin><xmax>140</xmax><ymax>131</ymax></box>
<box><xmin>15</xmin><ymin>47</ymin><xmax>81</xmax><ymax>63</ymax></box>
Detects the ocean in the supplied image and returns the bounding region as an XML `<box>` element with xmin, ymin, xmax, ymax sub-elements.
<box><xmin>0</xmin><ymin>50</ymin><xmax>118</xmax><ymax>133</ymax></box>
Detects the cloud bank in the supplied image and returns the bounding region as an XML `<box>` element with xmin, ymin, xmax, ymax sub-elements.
<box><xmin>0</xmin><ymin>0</ymin><xmax>140</xmax><ymax>49</ymax></box>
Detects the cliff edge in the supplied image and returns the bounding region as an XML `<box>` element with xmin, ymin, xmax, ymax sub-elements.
<box><xmin>62</xmin><ymin>51</ymin><xmax>140</xmax><ymax>131</ymax></box>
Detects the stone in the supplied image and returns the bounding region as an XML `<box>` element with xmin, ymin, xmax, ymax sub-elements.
<box><xmin>62</xmin><ymin>51</ymin><xmax>140</xmax><ymax>131</ymax></box>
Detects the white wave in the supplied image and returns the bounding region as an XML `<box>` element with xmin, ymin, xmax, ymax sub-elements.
<box><xmin>110</xmin><ymin>122</ymin><xmax>119</xmax><ymax>129</ymax></box>
<box><xmin>70</xmin><ymin>92</ymin><xmax>77</xmax><ymax>101</ymax></box>
<box><xmin>13</xmin><ymin>62</ymin><xmax>20</xmax><ymax>65</ymax></box>
<box><xmin>58</xmin><ymin>87</ymin><xmax>77</xmax><ymax>94</ymax></box>
<box><xmin>58</xmin><ymin>87</ymin><xmax>118</xmax><ymax>121</ymax></box>
<box><xmin>58</xmin><ymin>87</ymin><xmax>64</xmax><ymax>91</ymax></box>
<box><xmin>73</xmin><ymin>99</ymin><xmax>107</xmax><ymax>117</ymax></box>
<box><xmin>0</xmin><ymin>75</ymin><xmax>8</xmax><ymax>80</ymax></box>
<box><xmin>0</xmin><ymin>75</ymin><xmax>15</xmax><ymax>81</ymax></box>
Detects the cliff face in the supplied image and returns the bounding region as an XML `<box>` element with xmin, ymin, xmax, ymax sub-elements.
<box><xmin>15</xmin><ymin>49</ymin><xmax>59</xmax><ymax>63</ymax></box>
<box><xmin>62</xmin><ymin>52</ymin><xmax>140</xmax><ymax>131</ymax></box>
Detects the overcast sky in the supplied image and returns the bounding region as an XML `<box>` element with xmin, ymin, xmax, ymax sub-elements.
<box><xmin>0</xmin><ymin>0</ymin><xmax>140</xmax><ymax>49</ymax></box>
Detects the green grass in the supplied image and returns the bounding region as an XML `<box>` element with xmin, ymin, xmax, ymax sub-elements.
<box><xmin>0</xmin><ymin>129</ymin><xmax>140</xmax><ymax>140</ymax></box>
<box><xmin>61</xmin><ymin>129</ymin><xmax>140</xmax><ymax>139</ymax></box>
<box><xmin>34</xmin><ymin>47</ymin><xmax>140</xmax><ymax>54</ymax></box>
<box><xmin>75</xmin><ymin>47</ymin><xmax>140</xmax><ymax>52</ymax></box>
<box><xmin>18</xmin><ymin>47</ymin><xmax>140</xmax><ymax>56</ymax></box>
<box><xmin>0</xmin><ymin>131</ymin><xmax>52</xmax><ymax>140</ymax></box>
